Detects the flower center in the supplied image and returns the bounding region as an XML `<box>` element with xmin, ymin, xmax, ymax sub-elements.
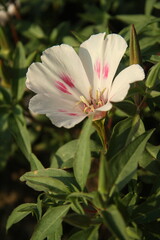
<box><xmin>79</xmin><ymin>88</ymin><xmax>106</xmax><ymax>115</ymax></box>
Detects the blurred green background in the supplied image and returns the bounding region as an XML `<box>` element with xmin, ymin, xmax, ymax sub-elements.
<box><xmin>0</xmin><ymin>0</ymin><xmax>159</xmax><ymax>239</ymax></box>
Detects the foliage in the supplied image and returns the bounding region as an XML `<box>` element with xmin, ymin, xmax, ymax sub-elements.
<box><xmin>0</xmin><ymin>0</ymin><xmax>160</xmax><ymax>239</ymax></box>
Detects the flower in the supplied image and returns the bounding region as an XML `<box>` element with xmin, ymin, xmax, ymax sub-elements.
<box><xmin>26</xmin><ymin>33</ymin><xmax>145</xmax><ymax>128</ymax></box>
<box><xmin>0</xmin><ymin>1</ymin><xmax>20</xmax><ymax>26</ymax></box>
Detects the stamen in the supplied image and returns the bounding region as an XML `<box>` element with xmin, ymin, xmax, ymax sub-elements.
<box><xmin>78</xmin><ymin>89</ymin><xmax>106</xmax><ymax>116</ymax></box>
<box><xmin>80</xmin><ymin>96</ymin><xmax>90</xmax><ymax>107</ymax></box>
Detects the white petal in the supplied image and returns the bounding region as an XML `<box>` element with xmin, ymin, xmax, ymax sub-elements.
<box><xmin>108</xmin><ymin>64</ymin><xmax>145</xmax><ymax>102</ymax></box>
<box><xmin>79</xmin><ymin>33</ymin><xmax>127</xmax><ymax>98</ymax></box>
<box><xmin>96</xmin><ymin>102</ymin><xmax>113</xmax><ymax>112</ymax></box>
<box><xmin>29</xmin><ymin>93</ymin><xmax>86</xmax><ymax>128</ymax></box>
<box><xmin>26</xmin><ymin>62</ymin><xmax>61</xmax><ymax>95</ymax></box>
<box><xmin>40</xmin><ymin>44</ymin><xmax>91</xmax><ymax>99</ymax></box>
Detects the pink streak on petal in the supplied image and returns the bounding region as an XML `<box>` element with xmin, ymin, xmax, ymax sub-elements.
<box><xmin>60</xmin><ymin>74</ymin><xmax>75</xmax><ymax>88</ymax></box>
<box><xmin>58</xmin><ymin>109</ymin><xmax>78</xmax><ymax>116</ymax></box>
<box><xmin>67</xmin><ymin>113</ymin><xmax>78</xmax><ymax>116</ymax></box>
<box><xmin>58</xmin><ymin>109</ymin><xmax>67</xmax><ymax>112</ymax></box>
<box><xmin>94</xmin><ymin>60</ymin><xmax>101</xmax><ymax>78</ymax></box>
<box><xmin>103</xmin><ymin>64</ymin><xmax>109</xmax><ymax>78</ymax></box>
<box><xmin>55</xmin><ymin>81</ymin><xmax>71</xmax><ymax>95</ymax></box>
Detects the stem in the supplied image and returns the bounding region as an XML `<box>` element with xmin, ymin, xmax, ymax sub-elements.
<box><xmin>93</xmin><ymin>118</ymin><xmax>107</xmax><ymax>152</ymax></box>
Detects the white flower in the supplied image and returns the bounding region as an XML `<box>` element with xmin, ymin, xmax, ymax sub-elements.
<box><xmin>0</xmin><ymin>1</ymin><xmax>19</xmax><ymax>26</ymax></box>
<box><xmin>26</xmin><ymin>33</ymin><xmax>145</xmax><ymax>128</ymax></box>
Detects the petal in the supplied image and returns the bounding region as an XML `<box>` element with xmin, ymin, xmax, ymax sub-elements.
<box><xmin>29</xmin><ymin>93</ymin><xmax>86</xmax><ymax>128</ymax></box>
<box><xmin>79</xmin><ymin>33</ymin><xmax>128</xmax><ymax>98</ymax></box>
<box><xmin>96</xmin><ymin>102</ymin><xmax>113</xmax><ymax>112</ymax></box>
<box><xmin>108</xmin><ymin>64</ymin><xmax>145</xmax><ymax>102</ymax></box>
<box><xmin>40</xmin><ymin>44</ymin><xmax>91</xmax><ymax>99</ymax></box>
<box><xmin>26</xmin><ymin>62</ymin><xmax>63</xmax><ymax>95</ymax></box>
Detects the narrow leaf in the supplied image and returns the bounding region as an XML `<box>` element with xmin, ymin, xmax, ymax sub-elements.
<box><xmin>107</xmin><ymin>115</ymin><xmax>142</xmax><ymax>160</ymax></box>
<box><xmin>102</xmin><ymin>205</ymin><xmax>128</xmax><ymax>240</ymax></box>
<box><xmin>6</xmin><ymin>203</ymin><xmax>37</xmax><ymax>231</ymax></box>
<box><xmin>109</xmin><ymin>130</ymin><xmax>154</xmax><ymax>196</ymax></box>
<box><xmin>73</xmin><ymin>117</ymin><xmax>93</xmax><ymax>190</ymax></box>
<box><xmin>145</xmin><ymin>62</ymin><xmax>160</xmax><ymax>88</ymax></box>
<box><xmin>98</xmin><ymin>151</ymin><xmax>109</xmax><ymax>197</ymax></box>
<box><xmin>12</xmin><ymin>42</ymin><xmax>27</xmax><ymax>101</ymax></box>
<box><xmin>9</xmin><ymin>105</ymin><xmax>43</xmax><ymax>170</ymax></box>
<box><xmin>68</xmin><ymin>226</ymin><xmax>99</xmax><ymax>240</ymax></box>
<box><xmin>31</xmin><ymin>205</ymin><xmax>70</xmax><ymax>240</ymax></box>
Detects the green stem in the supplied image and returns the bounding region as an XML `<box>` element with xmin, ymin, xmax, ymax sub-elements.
<box><xmin>93</xmin><ymin>118</ymin><xmax>107</xmax><ymax>152</ymax></box>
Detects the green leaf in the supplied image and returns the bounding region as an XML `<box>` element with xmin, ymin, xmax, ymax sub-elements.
<box><xmin>17</xmin><ymin>22</ymin><xmax>46</xmax><ymax>40</ymax></box>
<box><xmin>132</xmin><ymin>195</ymin><xmax>160</xmax><ymax>224</ymax></box>
<box><xmin>47</xmin><ymin>223</ymin><xmax>62</xmax><ymax>240</ymax></box>
<box><xmin>9</xmin><ymin>105</ymin><xmax>43</xmax><ymax>170</ymax></box>
<box><xmin>0</xmin><ymin>110</ymin><xmax>12</xmax><ymax>169</ymax></box>
<box><xmin>21</xmin><ymin>175</ymin><xmax>70</xmax><ymax>194</ymax></box>
<box><xmin>114</xmin><ymin>100</ymin><xmax>137</xmax><ymax>116</ymax></box>
<box><xmin>51</xmin><ymin>138</ymin><xmax>99</xmax><ymax>169</ymax></box>
<box><xmin>30</xmin><ymin>205</ymin><xmax>70</xmax><ymax>240</ymax></box>
<box><xmin>68</xmin><ymin>226</ymin><xmax>99</xmax><ymax>240</ymax></box>
<box><xmin>107</xmin><ymin>115</ymin><xmax>143</xmax><ymax>160</ymax></box>
<box><xmin>116</xmin><ymin>14</ymin><xmax>158</xmax><ymax>24</ymax></box>
<box><xmin>98</xmin><ymin>151</ymin><xmax>109</xmax><ymax>198</ymax></box>
<box><xmin>64</xmin><ymin>213</ymin><xmax>91</xmax><ymax>228</ymax></box>
<box><xmin>0</xmin><ymin>27</ymin><xmax>10</xmax><ymax>57</ymax></box>
<box><xmin>101</xmin><ymin>205</ymin><xmax>128</xmax><ymax>240</ymax></box>
<box><xmin>71</xmin><ymin>31</ymin><xmax>87</xmax><ymax>43</ymax></box>
<box><xmin>12</xmin><ymin>42</ymin><xmax>27</xmax><ymax>101</ymax></box>
<box><xmin>145</xmin><ymin>0</ymin><xmax>157</xmax><ymax>15</ymax></box>
<box><xmin>109</xmin><ymin>129</ymin><xmax>154</xmax><ymax>196</ymax></box>
<box><xmin>6</xmin><ymin>203</ymin><xmax>37</xmax><ymax>231</ymax></box>
<box><xmin>73</xmin><ymin>117</ymin><xmax>93</xmax><ymax>190</ymax></box>
<box><xmin>21</xmin><ymin>168</ymin><xmax>77</xmax><ymax>192</ymax></box>
<box><xmin>145</xmin><ymin>62</ymin><xmax>160</xmax><ymax>88</ymax></box>
<box><xmin>51</xmin><ymin>140</ymin><xmax>78</xmax><ymax>168</ymax></box>
<box><xmin>119</xmin><ymin>17</ymin><xmax>160</xmax><ymax>42</ymax></box>
<box><xmin>139</xmin><ymin>143</ymin><xmax>160</xmax><ymax>176</ymax></box>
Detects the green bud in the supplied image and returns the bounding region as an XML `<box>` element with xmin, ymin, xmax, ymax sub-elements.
<box><xmin>129</xmin><ymin>24</ymin><xmax>142</xmax><ymax>66</ymax></box>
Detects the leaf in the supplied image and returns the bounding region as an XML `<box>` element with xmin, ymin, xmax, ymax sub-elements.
<box><xmin>51</xmin><ymin>140</ymin><xmax>78</xmax><ymax>168</ymax></box>
<box><xmin>30</xmin><ymin>205</ymin><xmax>70</xmax><ymax>240</ymax></box>
<box><xmin>107</xmin><ymin>115</ymin><xmax>143</xmax><ymax>160</ymax></box>
<box><xmin>73</xmin><ymin>117</ymin><xmax>93</xmax><ymax>190</ymax></box>
<box><xmin>51</xmin><ymin>138</ymin><xmax>100</xmax><ymax>169</ymax></box>
<box><xmin>98</xmin><ymin>151</ymin><xmax>109</xmax><ymax>197</ymax></box>
<box><xmin>47</xmin><ymin>223</ymin><xmax>62</xmax><ymax>240</ymax></box>
<box><xmin>0</xmin><ymin>110</ymin><xmax>12</xmax><ymax>169</ymax></box>
<box><xmin>9</xmin><ymin>105</ymin><xmax>43</xmax><ymax>170</ymax></box>
<box><xmin>132</xmin><ymin>195</ymin><xmax>160</xmax><ymax>224</ymax></box>
<box><xmin>12</xmin><ymin>42</ymin><xmax>27</xmax><ymax>101</ymax></box>
<box><xmin>114</xmin><ymin>100</ymin><xmax>137</xmax><ymax>116</ymax></box>
<box><xmin>145</xmin><ymin>0</ymin><xmax>157</xmax><ymax>15</ymax></box>
<box><xmin>6</xmin><ymin>203</ymin><xmax>37</xmax><ymax>231</ymax></box>
<box><xmin>101</xmin><ymin>205</ymin><xmax>129</xmax><ymax>240</ymax></box>
<box><xmin>17</xmin><ymin>22</ymin><xmax>46</xmax><ymax>40</ymax></box>
<box><xmin>116</xmin><ymin>14</ymin><xmax>158</xmax><ymax>25</ymax></box>
<box><xmin>68</xmin><ymin>226</ymin><xmax>99</xmax><ymax>240</ymax></box>
<box><xmin>21</xmin><ymin>168</ymin><xmax>78</xmax><ymax>193</ymax></box>
<box><xmin>21</xmin><ymin>175</ymin><xmax>70</xmax><ymax>194</ymax></box>
<box><xmin>119</xmin><ymin>17</ymin><xmax>160</xmax><ymax>42</ymax></box>
<box><xmin>64</xmin><ymin>213</ymin><xmax>91</xmax><ymax>228</ymax></box>
<box><xmin>71</xmin><ymin>31</ymin><xmax>87</xmax><ymax>43</ymax></box>
<box><xmin>139</xmin><ymin>143</ymin><xmax>160</xmax><ymax>175</ymax></box>
<box><xmin>145</xmin><ymin>62</ymin><xmax>160</xmax><ymax>88</ymax></box>
<box><xmin>109</xmin><ymin>130</ymin><xmax>154</xmax><ymax>196</ymax></box>
<box><xmin>0</xmin><ymin>27</ymin><xmax>10</xmax><ymax>57</ymax></box>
